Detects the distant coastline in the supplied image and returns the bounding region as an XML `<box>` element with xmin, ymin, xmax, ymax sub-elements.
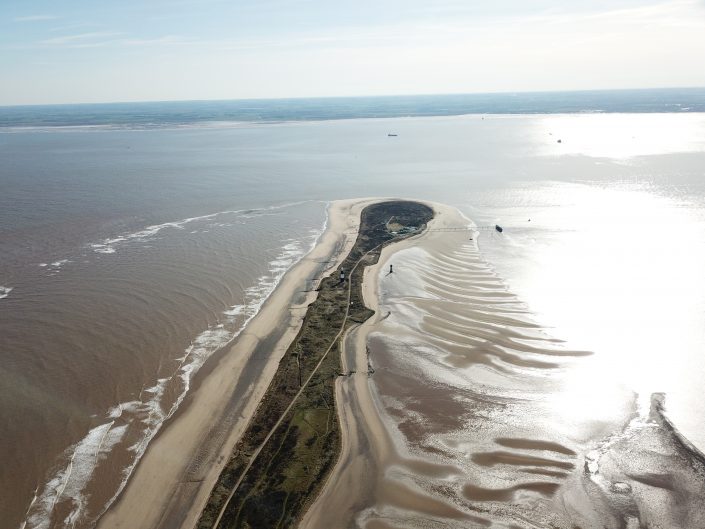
<box><xmin>1</xmin><ymin>87</ymin><xmax>704</xmax><ymax>129</ymax></box>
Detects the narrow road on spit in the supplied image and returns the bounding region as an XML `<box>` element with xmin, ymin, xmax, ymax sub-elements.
<box><xmin>210</xmin><ymin>235</ymin><xmax>394</xmax><ymax>529</ymax></box>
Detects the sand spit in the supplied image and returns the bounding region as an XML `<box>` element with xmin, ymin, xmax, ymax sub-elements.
<box><xmin>195</xmin><ymin>200</ymin><xmax>433</xmax><ymax>528</ymax></box>
<box><xmin>96</xmin><ymin>198</ymin><xmax>381</xmax><ymax>529</ymax></box>
<box><xmin>302</xmin><ymin>203</ymin><xmax>705</xmax><ymax>529</ymax></box>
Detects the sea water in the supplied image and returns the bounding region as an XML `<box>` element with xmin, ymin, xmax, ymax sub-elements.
<box><xmin>1</xmin><ymin>91</ymin><xmax>705</xmax><ymax>528</ymax></box>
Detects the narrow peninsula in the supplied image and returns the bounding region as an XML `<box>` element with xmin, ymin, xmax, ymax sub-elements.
<box><xmin>198</xmin><ymin>200</ymin><xmax>434</xmax><ymax>529</ymax></box>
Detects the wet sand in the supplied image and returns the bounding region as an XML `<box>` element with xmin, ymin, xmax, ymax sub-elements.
<box><xmin>302</xmin><ymin>203</ymin><xmax>705</xmax><ymax>529</ymax></box>
<box><xmin>96</xmin><ymin>199</ymin><xmax>382</xmax><ymax>529</ymax></box>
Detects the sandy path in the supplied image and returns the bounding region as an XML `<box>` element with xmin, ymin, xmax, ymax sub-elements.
<box><xmin>97</xmin><ymin>198</ymin><xmax>382</xmax><ymax>529</ymax></box>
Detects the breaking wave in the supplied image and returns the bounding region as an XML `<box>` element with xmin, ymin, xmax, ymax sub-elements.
<box><xmin>88</xmin><ymin>201</ymin><xmax>311</xmax><ymax>255</ymax></box>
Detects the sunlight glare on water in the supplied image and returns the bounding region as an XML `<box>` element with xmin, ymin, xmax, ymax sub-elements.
<box><xmin>463</xmin><ymin>112</ymin><xmax>705</xmax><ymax>449</ymax></box>
<box><xmin>484</xmin><ymin>182</ymin><xmax>705</xmax><ymax>448</ymax></box>
<box><xmin>533</xmin><ymin>113</ymin><xmax>705</xmax><ymax>158</ymax></box>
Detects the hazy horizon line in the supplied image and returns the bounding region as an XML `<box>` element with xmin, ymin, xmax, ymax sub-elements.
<box><xmin>2</xmin><ymin>85</ymin><xmax>704</xmax><ymax>109</ymax></box>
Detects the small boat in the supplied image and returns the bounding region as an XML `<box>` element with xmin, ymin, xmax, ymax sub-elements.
<box><xmin>388</xmin><ymin>133</ymin><xmax>398</xmax><ymax>137</ymax></box>
<box><xmin>495</xmin><ymin>224</ymin><xmax>503</xmax><ymax>233</ymax></box>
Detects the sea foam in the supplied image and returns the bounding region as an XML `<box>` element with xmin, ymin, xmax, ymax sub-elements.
<box><xmin>88</xmin><ymin>201</ymin><xmax>310</xmax><ymax>255</ymax></box>
<box><xmin>0</xmin><ymin>286</ymin><xmax>13</xmax><ymax>299</ymax></box>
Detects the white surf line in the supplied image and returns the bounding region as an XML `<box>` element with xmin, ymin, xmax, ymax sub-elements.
<box><xmin>88</xmin><ymin>200</ymin><xmax>316</xmax><ymax>255</ymax></box>
<box><xmin>19</xmin><ymin>487</ymin><xmax>39</xmax><ymax>529</ymax></box>
<box><xmin>94</xmin><ymin>421</ymin><xmax>115</xmax><ymax>466</ymax></box>
<box><xmin>52</xmin><ymin>449</ymin><xmax>78</xmax><ymax>510</ymax></box>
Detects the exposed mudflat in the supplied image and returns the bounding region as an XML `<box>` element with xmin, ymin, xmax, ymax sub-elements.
<box><xmin>302</xmin><ymin>203</ymin><xmax>705</xmax><ymax>529</ymax></box>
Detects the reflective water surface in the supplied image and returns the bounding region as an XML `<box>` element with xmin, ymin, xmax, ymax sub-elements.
<box><xmin>2</xmin><ymin>112</ymin><xmax>705</xmax><ymax>527</ymax></box>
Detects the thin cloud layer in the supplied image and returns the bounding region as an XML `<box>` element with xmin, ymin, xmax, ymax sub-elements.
<box><xmin>1</xmin><ymin>0</ymin><xmax>704</xmax><ymax>104</ymax></box>
<box><xmin>14</xmin><ymin>14</ymin><xmax>58</xmax><ymax>22</ymax></box>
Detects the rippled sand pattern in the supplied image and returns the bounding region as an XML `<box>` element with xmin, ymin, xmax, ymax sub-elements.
<box><xmin>303</xmin><ymin>205</ymin><xmax>705</xmax><ymax>529</ymax></box>
<box><xmin>362</xmin><ymin>235</ymin><xmax>588</xmax><ymax>528</ymax></box>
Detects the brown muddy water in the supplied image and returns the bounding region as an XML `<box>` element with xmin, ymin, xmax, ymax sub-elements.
<box><xmin>3</xmin><ymin>112</ymin><xmax>705</xmax><ymax>529</ymax></box>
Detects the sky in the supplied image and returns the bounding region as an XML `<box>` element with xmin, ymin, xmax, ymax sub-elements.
<box><xmin>1</xmin><ymin>0</ymin><xmax>704</xmax><ymax>105</ymax></box>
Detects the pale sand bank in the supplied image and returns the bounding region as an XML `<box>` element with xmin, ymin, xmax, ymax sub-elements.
<box><xmin>302</xmin><ymin>202</ymin><xmax>705</xmax><ymax>529</ymax></box>
<box><xmin>97</xmin><ymin>198</ymin><xmax>384</xmax><ymax>529</ymax></box>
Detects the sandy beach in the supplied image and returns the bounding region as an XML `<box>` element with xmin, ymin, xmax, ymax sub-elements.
<box><xmin>97</xmin><ymin>199</ymin><xmax>382</xmax><ymax>529</ymax></box>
